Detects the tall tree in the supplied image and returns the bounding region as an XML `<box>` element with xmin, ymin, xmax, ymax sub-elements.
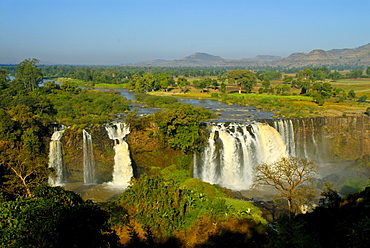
<box><xmin>15</xmin><ymin>58</ymin><xmax>43</xmax><ymax>91</ymax></box>
<box><xmin>253</xmin><ymin>157</ymin><xmax>318</xmax><ymax>217</ymax></box>
<box><xmin>227</xmin><ymin>70</ymin><xmax>257</xmax><ymax>93</ymax></box>
<box><xmin>296</xmin><ymin>68</ymin><xmax>314</xmax><ymax>94</ymax></box>
<box><xmin>0</xmin><ymin>68</ymin><xmax>10</xmax><ymax>90</ymax></box>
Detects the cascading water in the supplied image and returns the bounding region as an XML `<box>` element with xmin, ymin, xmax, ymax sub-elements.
<box><xmin>83</xmin><ymin>129</ymin><xmax>96</xmax><ymax>184</ymax></box>
<box><xmin>105</xmin><ymin>122</ymin><xmax>133</xmax><ymax>188</ymax></box>
<box><xmin>48</xmin><ymin>130</ymin><xmax>65</xmax><ymax>186</ymax></box>
<box><xmin>194</xmin><ymin>122</ymin><xmax>288</xmax><ymax>190</ymax></box>
<box><xmin>270</xmin><ymin>118</ymin><xmax>326</xmax><ymax>163</ymax></box>
<box><xmin>273</xmin><ymin>119</ymin><xmax>296</xmax><ymax>157</ymax></box>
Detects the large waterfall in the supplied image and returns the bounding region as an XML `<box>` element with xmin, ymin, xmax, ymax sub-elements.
<box><xmin>105</xmin><ymin>122</ymin><xmax>133</xmax><ymax>187</ymax></box>
<box><xmin>48</xmin><ymin>130</ymin><xmax>65</xmax><ymax>186</ymax></box>
<box><xmin>194</xmin><ymin>122</ymin><xmax>288</xmax><ymax>190</ymax></box>
<box><xmin>83</xmin><ymin>129</ymin><xmax>96</xmax><ymax>184</ymax></box>
<box><xmin>194</xmin><ymin>118</ymin><xmax>327</xmax><ymax>191</ymax></box>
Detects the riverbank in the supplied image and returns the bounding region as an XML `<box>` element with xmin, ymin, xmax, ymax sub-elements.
<box><xmin>55</xmin><ymin>77</ymin><xmax>369</xmax><ymax>119</ymax></box>
<box><xmin>148</xmin><ymin>90</ymin><xmax>369</xmax><ymax>118</ymax></box>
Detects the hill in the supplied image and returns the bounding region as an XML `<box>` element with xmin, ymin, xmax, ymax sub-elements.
<box><xmin>130</xmin><ymin>43</ymin><xmax>370</xmax><ymax>68</ymax></box>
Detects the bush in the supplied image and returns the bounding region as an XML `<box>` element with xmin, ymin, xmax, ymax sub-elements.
<box><xmin>0</xmin><ymin>185</ymin><xmax>115</xmax><ymax>248</ymax></box>
<box><xmin>358</xmin><ymin>95</ymin><xmax>368</xmax><ymax>102</ymax></box>
<box><xmin>366</xmin><ymin>107</ymin><xmax>370</xmax><ymax>116</ymax></box>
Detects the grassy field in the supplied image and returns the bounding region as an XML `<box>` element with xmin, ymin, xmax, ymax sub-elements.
<box><xmin>330</xmin><ymin>79</ymin><xmax>370</xmax><ymax>95</ymax></box>
<box><xmin>56</xmin><ymin>78</ymin><xmax>128</xmax><ymax>88</ymax></box>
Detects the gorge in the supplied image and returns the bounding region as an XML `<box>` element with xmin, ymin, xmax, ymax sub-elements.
<box><xmin>48</xmin><ymin>114</ymin><xmax>370</xmax><ymax>200</ymax></box>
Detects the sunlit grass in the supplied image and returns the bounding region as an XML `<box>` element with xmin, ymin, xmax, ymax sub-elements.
<box><xmin>94</xmin><ymin>83</ymin><xmax>128</xmax><ymax>88</ymax></box>
<box><xmin>229</xmin><ymin>93</ymin><xmax>312</xmax><ymax>101</ymax></box>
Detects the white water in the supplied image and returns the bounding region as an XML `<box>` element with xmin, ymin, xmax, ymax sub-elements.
<box><xmin>48</xmin><ymin>130</ymin><xmax>65</xmax><ymax>186</ymax></box>
<box><xmin>273</xmin><ymin>119</ymin><xmax>296</xmax><ymax>157</ymax></box>
<box><xmin>105</xmin><ymin>122</ymin><xmax>133</xmax><ymax>188</ymax></box>
<box><xmin>194</xmin><ymin>122</ymin><xmax>288</xmax><ymax>190</ymax></box>
<box><xmin>83</xmin><ymin>129</ymin><xmax>96</xmax><ymax>184</ymax></box>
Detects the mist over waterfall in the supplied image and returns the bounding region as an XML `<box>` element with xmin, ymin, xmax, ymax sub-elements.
<box><xmin>83</xmin><ymin>129</ymin><xmax>96</xmax><ymax>184</ymax></box>
<box><xmin>48</xmin><ymin>130</ymin><xmax>65</xmax><ymax>186</ymax></box>
<box><xmin>105</xmin><ymin>122</ymin><xmax>133</xmax><ymax>187</ymax></box>
<box><xmin>194</xmin><ymin>122</ymin><xmax>288</xmax><ymax>190</ymax></box>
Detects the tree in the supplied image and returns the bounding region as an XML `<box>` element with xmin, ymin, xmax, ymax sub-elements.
<box><xmin>318</xmin><ymin>182</ymin><xmax>341</xmax><ymax>209</ymax></box>
<box><xmin>367</xmin><ymin>66</ymin><xmax>370</xmax><ymax>76</ymax></box>
<box><xmin>296</xmin><ymin>68</ymin><xmax>314</xmax><ymax>94</ymax></box>
<box><xmin>176</xmin><ymin>76</ymin><xmax>189</xmax><ymax>92</ymax></box>
<box><xmin>156</xmin><ymin>73</ymin><xmax>174</xmax><ymax>92</ymax></box>
<box><xmin>358</xmin><ymin>95</ymin><xmax>368</xmax><ymax>102</ymax></box>
<box><xmin>154</xmin><ymin>104</ymin><xmax>215</xmax><ymax>153</ymax></box>
<box><xmin>253</xmin><ymin>157</ymin><xmax>318</xmax><ymax>217</ymax></box>
<box><xmin>348</xmin><ymin>89</ymin><xmax>356</xmax><ymax>98</ymax></box>
<box><xmin>282</xmin><ymin>75</ymin><xmax>293</xmax><ymax>84</ymax></box>
<box><xmin>15</xmin><ymin>58</ymin><xmax>43</xmax><ymax>91</ymax></box>
<box><xmin>0</xmin><ymin>68</ymin><xmax>10</xmax><ymax>90</ymax></box>
<box><xmin>329</xmin><ymin>71</ymin><xmax>341</xmax><ymax>81</ymax></box>
<box><xmin>262</xmin><ymin>78</ymin><xmax>271</xmax><ymax>89</ymax></box>
<box><xmin>227</xmin><ymin>70</ymin><xmax>257</xmax><ymax>93</ymax></box>
<box><xmin>312</xmin><ymin>82</ymin><xmax>333</xmax><ymax>105</ymax></box>
<box><xmin>348</xmin><ymin>68</ymin><xmax>363</xmax><ymax>79</ymax></box>
<box><xmin>0</xmin><ymin>185</ymin><xmax>115</xmax><ymax>247</ymax></box>
<box><xmin>0</xmin><ymin>141</ymin><xmax>48</xmax><ymax>197</ymax></box>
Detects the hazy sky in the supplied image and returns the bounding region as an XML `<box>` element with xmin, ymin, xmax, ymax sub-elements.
<box><xmin>1</xmin><ymin>0</ymin><xmax>370</xmax><ymax>65</ymax></box>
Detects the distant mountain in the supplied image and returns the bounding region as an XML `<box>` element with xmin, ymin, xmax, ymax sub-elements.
<box><xmin>164</xmin><ymin>53</ymin><xmax>227</xmax><ymax>67</ymax></box>
<box><xmin>245</xmin><ymin>55</ymin><xmax>282</xmax><ymax>61</ymax></box>
<box><xmin>130</xmin><ymin>43</ymin><xmax>370</xmax><ymax>68</ymax></box>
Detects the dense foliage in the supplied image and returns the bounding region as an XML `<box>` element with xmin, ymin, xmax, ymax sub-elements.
<box><xmin>106</xmin><ymin>166</ymin><xmax>267</xmax><ymax>247</ymax></box>
<box><xmin>154</xmin><ymin>103</ymin><xmax>216</xmax><ymax>153</ymax></box>
<box><xmin>42</xmin><ymin>81</ymin><xmax>129</xmax><ymax>126</ymax></box>
<box><xmin>0</xmin><ymin>185</ymin><xmax>117</xmax><ymax>248</ymax></box>
<box><xmin>264</xmin><ymin>186</ymin><xmax>370</xmax><ymax>248</ymax></box>
<box><xmin>134</xmin><ymin>93</ymin><xmax>178</xmax><ymax>107</ymax></box>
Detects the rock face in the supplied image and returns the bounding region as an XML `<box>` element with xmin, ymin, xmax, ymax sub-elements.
<box><xmin>61</xmin><ymin>126</ymin><xmax>114</xmax><ymax>183</ymax></box>
<box><xmin>323</xmin><ymin>116</ymin><xmax>370</xmax><ymax>160</ymax></box>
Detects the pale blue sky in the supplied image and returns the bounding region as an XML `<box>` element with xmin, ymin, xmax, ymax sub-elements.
<box><xmin>1</xmin><ymin>0</ymin><xmax>369</xmax><ymax>65</ymax></box>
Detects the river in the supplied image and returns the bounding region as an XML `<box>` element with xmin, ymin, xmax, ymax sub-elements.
<box><xmin>97</xmin><ymin>88</ymin><xmax>276</xmax><ymax>122</ymax></box>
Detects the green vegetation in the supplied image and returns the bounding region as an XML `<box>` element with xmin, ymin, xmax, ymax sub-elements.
<box><xmin>43</xmin><ymin>81</ymin><xmax>130</xmax><ymax>126</ymax></box>
<box><xmin>134</xmin><ymin>93</ymin><xmax>178</xmax><ymax>107</ymax></box>
<box><xmin>0</xmin><ymin>60</ymin><xmax>369</xmax><ymax>247</ymax></box>
<box><xmin>0</xmin><ymin>184</ymin><xmax>116</xmax><ymax>247</ymax></box>
<box><xmin>106</xmin><ymin>166</ymin><xmax>266</xmax><ymax>247</ymax></box>
<box><xmin>263</xmin><ymin>186</ymin><xmax>370</xmax><ymax>248</ymax></box>
<box><xmin>227</xmin><ymin>69</ymin><xmax>257</xmax><ymax>93</ymax></box>
<box><xmin>0</xmin><ymin>59</ymin><xmax>130</xmax><ymax>199</ymax></box>
<box><xmin>154</xmin><ymin>103</ymin><xmax>216</xmax><ymax>153</ymax></box>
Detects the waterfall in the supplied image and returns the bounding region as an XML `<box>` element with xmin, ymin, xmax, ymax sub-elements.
<box><xmin>310</xmin><ymin>119</ymin><xmax>319</xmax><ymax>162</ymax></box>
<box><xmin>273</xmin><ymin>119</ymin><xmax>296</xmax><ymax>157</ymax></box>
<box><xmin>48</xmin><ymin>130</ymin><xmax>65</xmax><ymax>186</ymax></box>
<box><xmin>83</xmin><ymin>129</ymin><xmax>96</xmax><ymax>184</ymax></box>
<box><xmin>272</xmin><ymin>118</ymin><xmax>326</xmax><ymax>163</ymax></box>
<box><xmin>105</xmin><ymin>122</ymin><xmax>133</xmax><ymax>187</ymax></box>
<box><xmin>194</xmin><ymin>122</ymin><xmax>288</xmax><ymax>190</ymax></box>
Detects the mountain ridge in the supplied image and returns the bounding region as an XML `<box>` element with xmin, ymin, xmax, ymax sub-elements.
<box><xmin>130</xmin><ymin>43</ymin><xmax>370</xmax><ymax>68</ymax></box>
